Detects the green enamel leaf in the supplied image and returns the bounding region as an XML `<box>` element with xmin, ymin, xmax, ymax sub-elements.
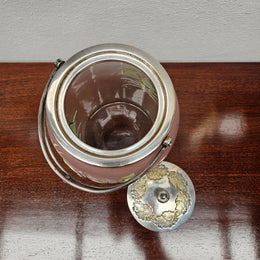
<box><xmin>141</xmin><ymin>77</ymin><xmax>152</xmax><ymax>88</ymax></box>
<box><xmin>69</xmin><ymin>121</ymin><xmax>77</xmax><ymax>136</ymax></box>
<box><xmin>120</xmin><ymin>173</ymin><xmax>135</xmax><ymax>183</ymax></box>
<box><xmin>123</xmin><ymin>70</ymin><xmax>139</xmax><ymax>80</ymax></box>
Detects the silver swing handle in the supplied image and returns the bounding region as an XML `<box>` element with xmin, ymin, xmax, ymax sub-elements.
<box><xmin>38</xmin><ymin>59</ymin><xmax>171</xmax><ymax>193</ymax></box>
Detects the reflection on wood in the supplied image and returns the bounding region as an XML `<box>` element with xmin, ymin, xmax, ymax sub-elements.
<box><xmin>0</xmin><ymin>63</ymin><xmax>259</xmax><ymax>259</ymax></box>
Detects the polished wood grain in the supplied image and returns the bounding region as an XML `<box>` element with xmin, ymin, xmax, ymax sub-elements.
<box><xmin>0</xmin><ymin>63</ymin><xmax>259</xmax><ymax>260</ymax></box>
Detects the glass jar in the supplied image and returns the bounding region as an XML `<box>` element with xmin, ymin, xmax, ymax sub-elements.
<box><xmin>41</xmin><ymin>44</ymin><xmax>179</xmax><ymax>186</ymax></box>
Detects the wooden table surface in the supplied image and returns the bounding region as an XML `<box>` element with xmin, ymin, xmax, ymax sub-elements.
<box><xmin>0</xmin><ymin>63</ymin><xmax>259</xmax><ymax>260</ymax></box>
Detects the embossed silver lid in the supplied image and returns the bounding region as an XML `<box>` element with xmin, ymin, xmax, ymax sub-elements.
<box><xmin>127</xmin><ymin>161</ymin><xmax>195</xmax><ymax>231</ymax></box>
<box><xmin>45</xmin><ymin>44</ymin><xmax>177</xmax><ymax>168</ymax></box>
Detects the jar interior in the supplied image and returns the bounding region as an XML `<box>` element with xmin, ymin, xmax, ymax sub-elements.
<box><xmin>64</xmin><ymin>60</ymin><xmax>158</xmax><ymax>150</ymax></box>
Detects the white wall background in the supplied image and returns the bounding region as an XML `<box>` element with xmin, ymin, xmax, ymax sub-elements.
<box><xmin>0</xmin><ymin>0</ymin><xmax>259</xmax><ymax>62</ymax></box>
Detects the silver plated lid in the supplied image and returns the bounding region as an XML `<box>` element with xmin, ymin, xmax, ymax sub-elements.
<box><xmin>127</xmin><ymin>161</ymin><xmax>195</xmax><ymax>231</ymax></box>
